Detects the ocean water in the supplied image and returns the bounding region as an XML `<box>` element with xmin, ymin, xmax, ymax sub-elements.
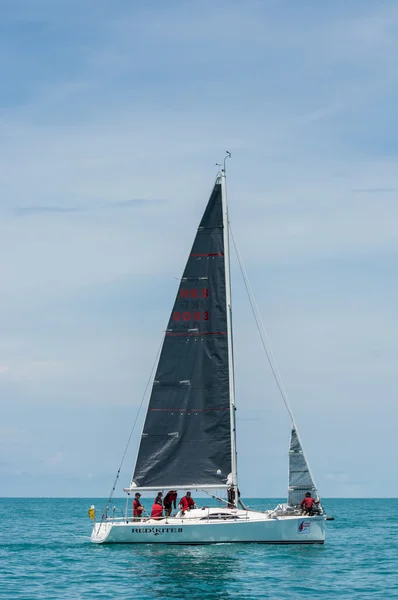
<box><xmin>0</xmin><ymin>498</ymin><xmax>396</xmax><ymax>599</ymax></box>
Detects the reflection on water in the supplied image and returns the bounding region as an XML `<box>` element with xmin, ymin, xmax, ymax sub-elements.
<box><xmin>130</xmin><ymin>544</ymin><xmax>241</xmax><ymax>599</ymax></box>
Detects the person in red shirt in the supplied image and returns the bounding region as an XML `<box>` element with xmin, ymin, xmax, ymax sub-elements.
<box><xmin>179</xmin><ymin>491</ymin><xmax>197</xmax><ymax>515</ymax></box>
<box><xmin>151</xmin><ymin>492</ymin><xmax>163</xmax><ymax>519</ymax></box>
<box><xmin>300</xmin><ymin>492</ymin><xmax>319</xmax><ymax>515</ymax></box>
<box><xmin>133</xmin><ymin>493</ymin><xmax>144</xmax><ymax>520</ymax></box>
<box><xmin>163</xmin><ymin>490</ymin><xmax>178</xmax><ymax>516</ymax></box>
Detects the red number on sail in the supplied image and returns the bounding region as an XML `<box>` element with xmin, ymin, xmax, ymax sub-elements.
<box><xmin>173</xmin><ymin>310</ymin><xmax>209</xmax><ymax>322</ymax></box>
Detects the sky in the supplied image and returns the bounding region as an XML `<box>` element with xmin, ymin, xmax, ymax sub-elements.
<box><xmin>1</xmin><ymin>0</ymin><xmax>398</xmax><ymax>499</ymax></box>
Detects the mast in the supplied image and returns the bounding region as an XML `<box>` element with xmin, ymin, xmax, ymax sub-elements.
<box><xmin>221</xmin><ymin>153</ymin><xmax>238</xmax><ymax>505</ymax></box>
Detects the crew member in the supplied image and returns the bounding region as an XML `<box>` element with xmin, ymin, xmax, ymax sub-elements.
<box><xmin>227</xmin><ymin>487</ymin><xmax>241</xmax><ymax>508</ymax></box>
<box><xmin>151</xmin><ymin>492</ymin><xmax>163</xmax><ymax>519</ymax></box>
<box><xmin>163</xmin><ymin>490</ymin><xmax>178</xmax><ymax>516</ymax></box>
<box><xmin>133</xmin><ymin>493</ymin><xmax>144</xmax><ymax>520</ymax></box>
<box><xmin>179</xmin><ymin>491</ymin><xmax>197</xmax><ymax>514</ymax></box>
<box><xmin>300</xmin><ymin>492</ymin><xmax>319</xmax><ymax>515</ymax></box>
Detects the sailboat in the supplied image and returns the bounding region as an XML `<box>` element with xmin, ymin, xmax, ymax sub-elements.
<box><xmin>91</xmin><ymin>158</ymin><xmax>326</xmax><ymax>544</ymax></box>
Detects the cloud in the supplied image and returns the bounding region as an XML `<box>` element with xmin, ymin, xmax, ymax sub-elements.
<box><xmin>323</xmin><ymin>473</ymin><xmax>366</xmax><ymax>497</ymax></box>
<box><xmin>43</xmin><ymin>452</ymin><xmax>65</xmax><ymax>467</ymax></box>
<box><xmin>326</xmin><ymin>472</ymin><xmax>350</xmax><ymax>484</ymax></box>
<box><xmin>14</xmin><ymin>205</ymin><xmax>81</xmax><ymax>217</ymax></box>
<box><xmin>0</xmin><ymin>426</ymin><xmax>27</xmax><ymax>442</ymax></box>
<box><xmin>297</xmin><ymin>104</ymin><xmax>343</xmax><ymax>123</ymax></box>
<box><xmin>13</xmin><ymin>198</ymin><xmax>162</xmax><ymax>217</ymax></box>
<box><xmin>111</xmin><ymin>198</ymin><xmax>164</xmax><ymax>208</ymax></box>
<box><xmin>351</xmin><ymin>186</ymin><xmax>396</xmax><ymax>193</ymax></box>
<box><xmin>0</xmin><ymin>359</ymin><xmax>69</xmax><ymax>383</ymax></box>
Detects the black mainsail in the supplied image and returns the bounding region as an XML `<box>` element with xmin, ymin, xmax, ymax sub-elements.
<box><xmin>131</xmin><ymin>181</ymin><xmax>232</xmax><ymax>489</ymax></box>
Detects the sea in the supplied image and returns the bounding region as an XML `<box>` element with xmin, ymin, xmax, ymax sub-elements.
<box><xmin>0</xmin><ymin>498</ymin><xmax>396</xmax><ymax>599</ymax></box>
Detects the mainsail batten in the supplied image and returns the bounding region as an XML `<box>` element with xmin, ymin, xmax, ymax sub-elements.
<box><xmin>132</xmin><ymin>182</ymin><xmax>232</xmax><ymax>488</ymax></box>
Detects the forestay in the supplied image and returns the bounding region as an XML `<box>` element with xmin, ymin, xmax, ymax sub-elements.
<box><xmin>131</xmin><ymin>181</ymin><xmax>232</xmax><ymax>489</ymax></box>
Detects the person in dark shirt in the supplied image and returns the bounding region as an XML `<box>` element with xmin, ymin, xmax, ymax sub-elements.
<box><xmin>179</xmin><ymin>491</ymin><xmax>197</xmax><ymax>515</ymax></box>
<box><xmin>227</xmin><ymin>486</ymin><xmax>241</xmax><ymax>508</ymax></box>
<box><xmin>133</xmin><ymin>493</ymin><xmax>144</xmax><ymax>520</ymax></box>
<box><xmin>301</xmin><ymin>492</ymin><xmax>319</xmax><ymax>515</ymax></box>
<box><xmin>163</xmin><ymin>490</ymin><xmax>178</xmax><ymax>516</ymax></box>
<box><xmin>151</xmin><ymin>492</ymin><xmax>163</xmax><ymax>519</ymax></box>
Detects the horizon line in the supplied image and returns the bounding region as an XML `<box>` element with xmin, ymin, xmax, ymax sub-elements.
<box><xmin>1</xmin><ymin>496</ymin><xmax>397</xmax><ymax>500</ymax></box>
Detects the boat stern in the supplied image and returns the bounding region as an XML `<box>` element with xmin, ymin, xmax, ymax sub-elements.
<box><xmin>91</xmin><ymin>521</ymin><xmax>113</xmax><ymax>544</ymax></box>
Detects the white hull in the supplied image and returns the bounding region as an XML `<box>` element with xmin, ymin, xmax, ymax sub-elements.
<box><xmin>91</xmin><ymin>508</ymin><xmax>326</xmax><ymax>545</ymax></box>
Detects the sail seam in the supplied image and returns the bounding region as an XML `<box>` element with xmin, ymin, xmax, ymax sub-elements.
<box><xmin>190</xmin><ymin>253</ymin><xmax>224</xmax><ymax>257</ymax></box>
<box><xmin>165</xmin><ymin>331</ymin><xmax>227</xmax><ymax>336</ymax></box>
<box><xmin>149</xmin><ymin>407</ymin><xmax>230</xmax><ymax>412</ymax></box>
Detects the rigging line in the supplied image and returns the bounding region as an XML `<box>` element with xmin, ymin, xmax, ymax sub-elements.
<box><xmin>229</xmin><ymin>225</ymin><xmax>296</xmax><ymax>426</ymax></box>
<box><xmin>202</xmin><ymin>489</ymin><xmax>250</xmax><ymax>512</ymax></box>
<box><xmin>101</xmin><ymin>335</ymin><xmax>164</xmax><ymax>521</ymax></box>
<box><xmin>203</xmin><ymin>489</ymin><xmax>230</xmax><ymax>506</ymax></box>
